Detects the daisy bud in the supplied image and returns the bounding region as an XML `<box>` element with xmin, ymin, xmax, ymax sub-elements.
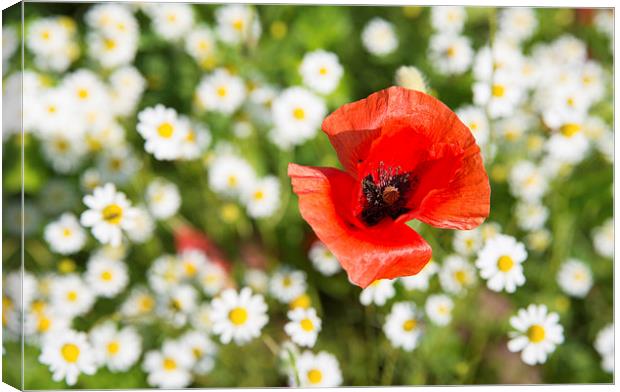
<box><xmin>394</xmin><ymin>65</ymin><xmax>428</xmax><ymax>93</ymax></box>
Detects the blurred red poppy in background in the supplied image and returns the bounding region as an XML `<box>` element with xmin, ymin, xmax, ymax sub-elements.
<box><xmin>288</xmin><ymin>86</ymin><xmax>490</xmax><ymax>288</ymax></box>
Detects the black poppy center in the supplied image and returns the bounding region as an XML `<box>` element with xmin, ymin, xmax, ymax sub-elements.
<box><xmin>359</xmin><ymin>162</ymin><xmax>416</xmax><ymax>226</ymax></box>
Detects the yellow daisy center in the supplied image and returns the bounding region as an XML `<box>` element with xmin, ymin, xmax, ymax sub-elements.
<box><xmin>446</xmin><ymin>46</ymin><xmax>456</xmax><ymax>57</ymax></box>
<box><xmin>227</xmin><ymin>175</ymin><xmax>238</xmax><ymax>187</ymax></box>
<box><xmin>492</xmin><ymin>84</ymin><xmax>505</xmax><ymax>97</ymax></box>
<box><xmin>300</xmin><ymin>318</ymin><xmax>314</xmax><ymax>331</ymax></box>
<box><xmin>292</xmin><ymin>107</ymin><xmax>305</xmax><ymax>120</ymax></box>
<box><xmin>527</xmin><ymin>324</ymin><xmax>546</xmax><ymax>343</ymax></box>
<box><xmin>454</xmin><ymin>270</ymin><xmax>467</xmax><ymax>284</ymax></box>
<box><xmin>77</xmin><ymin>88</ymin><xmax>89</xmax><ymax>100</ymax></box>
<box><xmin>107</xmin><ymin>341</ymin><xmax>120</xmax><ymax>355</ymax></box>
<box><xmin>307</xmin><ymin>369</ymin><xmax>323</xmax><ymax>384</ymax></box>
<box><xmin>402</xmin><ymin>319</ymin><xmax>417</xmax><ymax>332</ymax></box>
<box><xmin>66</xmin><ymin>290</ymin><xmax>78</xmax><ymax>302</ymax></box>
<box><xmin>217</xmin><ymin>86</ymin><xmax>228</xmax><ymax>97</ymax></box>
<box><xmin>228</xmin><ymin>307</ymin><xmax>248</xmax><ymax>326</ymax></box>
<box><xmin>37</xmin><ymin>315</ymin><xmax>51</xmax><ymax>332</ymax></box>
<box><xmin>61</xmin><ymin>343</ymin><xmax>80</xmax><ymax>363</ymax></box>
<box><xmin>163</xmin><ymin>357</ymin><xmax>177</xmax><ymax>371</ymax></box>
<box><xmin>560</xmin><ymin>123</ymin><xmax>581</xmax><ymax>138</ymax></box>
<box><xmin>319</xmin><ymin>67</ymin><xmax>328</xmax><ymax>75</ymax></box>
<box><xmin>41</xmin><ymin>31</ymin><xmax>51</xmax><ymax>40</ymax></box>
<box><xmin>157</xmin><ymin>122</ymin><xmax>174</xmax><ymax>138</ymax></box>
<box><xmin>282</xmin><ymin>276</ymin><xmax>292</xmax><ymax>287</ymax></box>
<box><xmin>253</xmin><ymin>190</ymin><xmax>264</xmax><ymax>200</ymax></box>
<box><xmin>100</xmin><ymin>270</ymin><xmax>113</xmax><ymax>282</ymax></box>
<box><xmin>62</xmin><ymin>228</ymin><xmax>72</xmax><ymax>237</ymax></box>
<box><xmin>290</xmin><ymin>294</ymin><xmax>311</xmax><ymax>309</ymax></box>
<box><xmin>104</xmin><ymin>38</ymin><xmax>116</xmax><ymax>50</ymax></box>
<box><xmin>184</xmin><ymin>262</ymin><xmax>197</xmax><ymax>277</ymax></box>
<box><xmin>497</xmin><ymin>255</ymin><xmax>514</xmax><ymax>272</ymax></box>
<box><xmin>102</xmin><ymin>204</ymin><xmax>123</xmax><ymax>224</ymax></box>
<box><xmin>139</xmin><ymin>296</ymin><xmax>154</xmax><ymax>312</ymax></box>
<box><xmin>233</xmin><ymin>19</ymin><xmax>244</xmax><ymax>31</ymax></box>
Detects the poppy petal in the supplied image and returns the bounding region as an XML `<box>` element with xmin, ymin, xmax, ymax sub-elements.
<box><xmin>412</xmin><ymin>145</ymin><xmax>491</xmax><ymax>230</ymax></box>
<box><xmin>288</xmin><ymin>163</ymin><xmax>432</xmax><ymax>288</ymax></box>
<box><xmin>322</xmin><ymin>86</ymin><xmax>476</xmax><ymax>175</ymax></box>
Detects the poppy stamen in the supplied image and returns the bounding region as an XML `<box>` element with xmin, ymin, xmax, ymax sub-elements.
<box><xmin>359</xmin><ymin>161</ymin><xmax>416</xmax><ymax>226</ymax></box>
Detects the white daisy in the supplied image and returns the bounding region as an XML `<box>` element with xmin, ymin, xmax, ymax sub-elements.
<box><xmin>180</xmin><ymin>120</ymin><xmax>211</xmax><ymax>160</ymax></box>
<box><xmin>361</xmin><ymin>18</ymin><xmax>398</xmax><ymax>56</ymax></box>
<box><xmin>244</xmin><ymin>268</ymin><xmax>269</xmax><ymax>293</ymax></box>
<box><xmin>299</xmin><ymin>50</ymin><xmax>343</xmax><ymax>94</ymax></box>
<box><xmin>208</xmin><ymin>153</ymin><xmax>256</xmax><ymax>198</ymax></box>
<box><xmin>179</xmin><ymin>330</ymin><xmax>218</xmax><ymax>375</ymax></box>
<box><xmin>308</xmin><ymin>241</ymin><xmax>342</xmax><ymax>276</ymax></box>
<box><xmin>476</xmin><ymin>234</ymin><xmax>527</xmax><ymax>293</ymax></box>
<box><xmin>270</xmin><ymin>269</ymin><xmax>308</xmax><ymax>304</ymax></box>
<box><xmin>89</xmin><ymin>322</ymin><xmax>142</xmax><ymax>372</ymax></box>
<box><xmin>431</xmin><ymin>6</ymin><xmax>467</xmax><ymax>34</ymax></box>
<box><xmin>185</xmin><ymin>25</ymin><xmax>216</xmax><ymax>63</ymax></box>
<box><xmin>360</xmin><ymin>279</ymin><xmax>396</xmax><ymax>306</ymax></box>
<box><xmin>594</xmin><ymin>324</ymin><xmax>614</xmax><ymax>373</ymax></box>
<box><xmin>143</xmin><ymin>340</ymin><xmax>195</xmax><ymax>388</ymax></box>
<box><xmin>148</xmin><ymin>255</ymin><xmax>183</xmax><ymax>293</ymax></box>
<box><xmin>271</xmin><ymin>87</ymin><xmax>326</xmax><ymax>147</ymax></box>
<box><xmin>136</xmin><ymin>104</ymin><xmax>188</xmax><ymax>161</ymax></box>
<box><xmin>215</xmin><ymin>4</ymin><xmax>261</xmax><ymax>45</ymax></box>
<box><xmin>199</xmin><ymin>260</ymin><xmax>228</xmax><ymax>297</ymax></box>
<box><xmin>26</xmin><ymin>307</ymin><xmax>70</xmax><ymax>339</ymax></box>
<box><xmin>49</xmin><ymin>274</ymin><xmax>95</xmax><ymax>318</ymax></box>
<box><xmin>177</xmin><ymin>249</ymin><xmax>207</xmax><ymax>280</ymax></box>
<box><xmin>159</xmin><ymin>284</ymin><xmax>199</xmax><ymax>328</ymax></box>
<box><xmin>146</xmin><ymin>178</ymin><xmax>181</xmax><ymax>220</ymax></box>
<box><xmin>425</xmin><ymin>294</ymin><xmax>454</xmax><ymax>326</ymax></box>
<box><xmin>190</xmin><ymin>303</ymin><xmax>214</xmax><ymax>333</ymax></box>
<box><xmin>295</xmin><ymin>350</ymin><xmax>343</xmax><ymax>387</ymax></box>
<box><xmin>126</xmin><ymin>205</ymin><xmax>155</xmax><ymax>244</ymax></box>
<box><xmin>429</xmin><ymin>33</ymin><xmax>473</xmax><ymax>75</ymax></box>
<box><xmin>120</xmin><ymin>286</ymin><xmax>156</xmax><ymax>318</ymax></box>
<box><xmin>85</xmin><ymin>256</ymin><xmax>129</xmax><ymax>298</ymax></box>
<box><xmin>453</xmin><ymin>228</ymin><xmax>483</xmax><ymax>257</ymax></box>
<box><xmin>196</xmin><ymin>68</ymin><xmax>246</xmax><ymax>114</ymax></box>
<box><xmin>80</xmin><ymin>183</ymin><xmax>138</xmax><ymax>246</ymax></box>
<box><xmin>44</xmin><ymin>213</ymin><xmax>86</xmax><ymax>255</ymax></box>
<box><xmin>456</xmin><ymin>105</ymin><xmax>489</xmax><ymax>146</ymax></box>
<box><xmin>147</xmin><ymin>3</ymin><xmax>194</xmax><ymax>41</ymax></box>
<box><xmin>439</xmin><ymin>255</ymin><xmax>477</xmax><ymax>295</ymax></box>
<box><xmin>108</xmin><ymin>65</ymin><xmax>146</xmax><ymax>117</ymax></box>
<box><xmin>556</xmin><ymin>259</ymin><xmax>593</xmax><ymax>298</ymax></box>
<box><xmin>592</xmin><ymin>218</ymin><xmax>613</xmax><ymax>259</ymax></box>
<box><xmin>210</xmin><ymin>287</ymin><xmax>269</xmax><ymax>345</ymax></box>
<box><xmin>508</xmin><ymin>304</ymin><xmax>564</xmax><ymax>365</ymax></box>
<box><xmin>526</xmin><ymin>228</ymin><xmax>552</xmax><ymax>253</ymax></box>
<box><xmin>509</xmin><ymin>161</ymin><xmax>548</xmax><ymax>202</ymax></box>
<box><xmin>515</xmin><ymin>201</ymin><xmax>549</xmax><ymax>231</ymax></box>
<box><xmin>473</xmin><ymin>71</ymin><xmax>524</xmax><ymax>119</ymax></box>
<box><xmin>242</xmin><ymin>176</ymin><xmax>281</xmax><ymax>218</ymax></box>
<box><xmin>97</xmin><ymin>147</ymin><xmax>140</xmax><ymax>187</ymax></box>
<box><xmin>400</xmin><ymin>261</ymin><xmax>439</xmax><ymax>292</ymax></box>
<box><xmin>38</xmin><ymin>329</ymin><xmax>98</xmax><ymax>386</ymax></box>
<box><xmin>499</xmin><ymin>8</ymin><xmax>538</xmax><ymax>42</ymax></box>
<box><xmin>284</xmin><ymin>307</ymin><xmax>322</xmax><ymax>348</ymax></box>
<box><xmin>383</xmin><ymin>301</ymin><xmax>423</xmax><ymax>352</ymax></box>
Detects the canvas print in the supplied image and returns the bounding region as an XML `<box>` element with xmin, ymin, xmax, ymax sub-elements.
<box><xmin>1</xmin><ymin>2</ymin><xmax>614</xmax><ymax>389</ymax></box>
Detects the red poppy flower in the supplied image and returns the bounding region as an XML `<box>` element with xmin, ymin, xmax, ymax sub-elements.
<box><xmin>288</xmin><ymin>86</ymin><xmax>490</xmax><ymax>288</ymax></box>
